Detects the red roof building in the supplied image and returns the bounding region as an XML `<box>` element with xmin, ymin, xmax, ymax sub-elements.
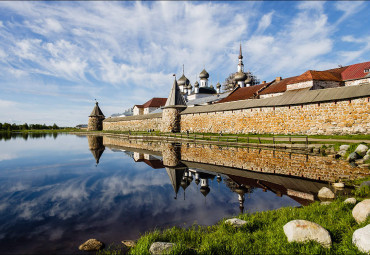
<box><xmin>133</xmin><ymin>97</ymin><xmax>167</xmax><ymax>115</ymax></box>
<box><xmin>218</xmin><ymin>82</ymin><xmax>271</xmax><ymax>103</ymax></box>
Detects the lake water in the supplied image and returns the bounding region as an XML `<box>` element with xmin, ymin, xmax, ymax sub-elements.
<box><xmin>0</xmin><ymin>133</ymin><xmax>360</xmax><ymax>254</ymax></box>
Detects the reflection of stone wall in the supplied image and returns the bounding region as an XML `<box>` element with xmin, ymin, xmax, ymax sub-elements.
<box><xmin>102</xmin><ymin>136</ymin><xmax>369</xmax><ymax>183</ymax></box>
<box><xmin>180</xmin><ymin>144</ymin><xmax>369</xmax><ymax>182</ymax></box>
<box><xmin>180</xmin><ymin>98</ymin><xmax>370</xmax><ymax>135</ymax></box>
<box><xmin>103</xmin><ymin>136</ymin><xmax>163</xmax><ymax>152</ymax></box>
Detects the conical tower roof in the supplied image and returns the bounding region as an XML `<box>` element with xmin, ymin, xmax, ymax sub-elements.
<box><xmin>90</xmin><ymin>102</ymin><xmax>105</xmax><ymax>117</ymax></box>
<box><xmin>166</xmin><ymin>167</ymin><xmax>185</xmax><ymax>197</ymax></box>
<box><xmin>164</xmin><ymin>78</ymin><xmax>187</xmax><ymax>108</ymax></box>
<box><xmin>90</xmin><ymin>147</ymin><xmax>105</xmax><ymax>164</ymax></box>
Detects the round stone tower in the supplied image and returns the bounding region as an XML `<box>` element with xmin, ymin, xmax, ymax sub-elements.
<box><xmin>88</xmin><ymin>101</ymin><xmax>105</xmax><ymax>131</ymax></box>
<box><xmin>161</xmin><ymin>78</ymin><xmax>187</xmax><ymax>133</ymax></box>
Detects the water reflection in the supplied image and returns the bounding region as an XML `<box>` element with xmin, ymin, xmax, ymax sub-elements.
<box><xmin>0</xmin><ymin>134</ymin><xmax>361</xmax><ymax>254</ymax></box>
<box><xmin>0</xmin><ymin>132</ymin><xmax>59</xmax><ymax>141</ymax></box>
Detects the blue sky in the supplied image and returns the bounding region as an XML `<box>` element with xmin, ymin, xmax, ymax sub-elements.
<box><xmin>0</xmin><ymin>1</ymin><xmax>369</xmax><ymax>126</ymax></box>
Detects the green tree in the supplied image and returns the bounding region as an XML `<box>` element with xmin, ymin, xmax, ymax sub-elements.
<box><xmin>52</xmin><ymin>123</ymin><xmax>59</xmax><ymax>130</ymax></box>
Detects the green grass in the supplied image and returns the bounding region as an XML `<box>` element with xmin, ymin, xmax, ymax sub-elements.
<box><xmin>125</xmin><ymin>199</ymin><xmax>369</xmax><ymax>255</ymax></box>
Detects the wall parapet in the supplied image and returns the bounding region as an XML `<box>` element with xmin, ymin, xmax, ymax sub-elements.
<box><xmin>104</xmin><ymin>112</ymin><xmax>162</xmax><ymax>122</ymax></box>
<box><xmin>181</xmin><ymin>83</ymin><xmax>370</xmax><ymax>115</ymax></box>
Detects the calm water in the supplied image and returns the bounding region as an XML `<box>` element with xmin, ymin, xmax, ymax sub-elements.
<box><xmin>0</xmin><ymin>133</ymin><xmax>349</xmax><ymax>254</ymax></box>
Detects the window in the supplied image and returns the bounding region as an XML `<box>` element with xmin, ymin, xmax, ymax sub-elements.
<box><xmin>364</xmin><ymin>68</ymin><xmax>370</xmax><ymax>73</ymax></box>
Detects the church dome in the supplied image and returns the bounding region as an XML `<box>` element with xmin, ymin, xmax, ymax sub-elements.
<box><xmin>194</xmin><ymin>81</ymin><xmax>199</xmax><ymax>87</ymax></box>
<box><xmin>199</xmin><ymin>69</ymin><xmax>209</xmax><ymax>79</ymax></box>
<box><xmin>216</xmin><ymin>82</ymin><xmax>221</xmax><ymax>88</ymax></box>
<box><xmin>235</xmin><ymin>71</ymin><xmax>247</xmax><ymax>82</ymax></box>
<box><xmin>178</xmin><ymin>74</ymin><xmax>190</xmax><ymax>86</ymax></box>
<box><xmin>245</xmin><ymin>77</ymin><xmax>252</xmax><ymax>84</ymax></box>
<box><xmin>187</xmin><ymin>83</ymin><xmax>192</xmax><ymax>90</ymax></box>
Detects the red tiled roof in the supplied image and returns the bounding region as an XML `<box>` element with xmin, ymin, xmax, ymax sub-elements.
<box><xmin>218</xmin><ymin>83</ymin><xmax>271</xmax><ymax>103</ymax></box>
<box><xmin>286</xmin><ymin>70</ymin><xmax>342</xmax><ymax>85</ymax></box>
<box><xmin>259</xmin><ymin>76</ymin><xmax>298</xmax><ymax>95</ymax></box>
<box><xmin>341</xmin><ymin>61</ymin><xmax>370</xmax><ymax>80</ymax></box>
<box><xmin>134</xmin><ymin>104</ymin><xmax>144</xmax><ymax>108</ymax></box>
<box><xmin>142</xmin><ymin>98</ymin><xmax>167</xmax><ymax>108</ymax></box>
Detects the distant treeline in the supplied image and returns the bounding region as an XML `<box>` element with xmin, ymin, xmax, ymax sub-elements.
<box><xmin>0</xmin><ymin>122</ymin><xmax>60</xmax><ymax>131</ymax></box>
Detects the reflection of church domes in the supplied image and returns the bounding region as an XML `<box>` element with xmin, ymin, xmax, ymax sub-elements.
<box><xmin>199</xmin><ymin>69</ymin><xmax>209</xmax><ymax>79</ymax></box>
<box><xmin>235</xmin><ymin>185</ymin><xmax>249</xmax><ymax>195</ymax></box>
<box><xmin>181</xmin><ymin>178</ymin><xmax>191</xmax><ymax>190</ymax></box>
<box><xmin>217</xmin><ymin>175</ymin><xmax>222</xmax><ymax>183</ymax></box>
<box><xmin>216</xmin><ymin>82</ymin><xmax>221</xmax><ymax>88</ymax></box>
<box><xmin>200</xmin><ymin>186</ymin><xmax>210</xmax><ymax>197</ymax></box>
<box><xmin>195</xmin><ymin>179</ymin><xmax>200</xmax><ymax>185</ymax></box>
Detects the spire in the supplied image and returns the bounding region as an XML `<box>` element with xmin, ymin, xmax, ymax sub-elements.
<box><xmin>182</xmin><ymin>64</ymin><xmax>184</xmax><ymax>75</ymax></box>
<box><xmin>164</xmin><ymin>77</ymin><xmax>187</xmax><ymax>107</ymax></box>
<box><xmin>239</xmin><ymin>43</ymin><xmax>243</xmax><ymax>59</ymax></box>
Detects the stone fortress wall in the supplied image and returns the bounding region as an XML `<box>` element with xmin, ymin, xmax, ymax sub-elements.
<box><xmin>180</xmin><ymin>97</ymin><xmax>370</xmax><ymax>135</ymax></box>
<box><xmin>103</xmin><ymin>84</ymin><xmax>370</xmax><ymax>135</ymax></box>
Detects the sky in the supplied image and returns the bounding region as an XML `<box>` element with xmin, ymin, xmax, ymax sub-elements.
<box><xmin>0</xmin><ymin>1</ymin><xmax>369</xmax><ymax>126</ymax></box>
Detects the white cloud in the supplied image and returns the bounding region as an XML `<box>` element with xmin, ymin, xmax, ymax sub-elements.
<box><xmin>0</xmin><ymin>99</ymin><xmax>17</xmax><ymax>108</ymax></box>
<box><xmin>335</xmin><ymin>1</ymin><xmax>365</xmax><ymax>25</ymax></box>
<box><xmin>256</xmin><ymin>11</ymin><xmax>274</xmax><ymax>34</ymax></box>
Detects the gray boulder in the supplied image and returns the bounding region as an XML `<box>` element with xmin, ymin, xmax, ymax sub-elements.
<box><xmin>367</xmin><ymin>149</ymin><xmax>370</xmax><ymax>155</ymax></box>
<box><xmin>360</xmin><ymin>181</ymin><xmax>370</xmax><ymax>188</ymax></box>
<box><xmin>344</xmin><ymin>198</ymin><xmax>357</xmax><ymax>204</ymax></box>
<box><xmin>339</xmin><ymin>145</ymin><xmax>350</xmax><ymax>151</ymax></box>
<box><xmin>355</xmin><ymin>144</ymin><xmax>369</xmax><ymax>157</ymax></box>
<box><xmin>352</xmin><ymin>224</ymin><xmax>370</xmax><ymax>253</ymax></box>
<box><xmin>78</xmin><ymin>239</ymin><xmax>104</xmax><ymax>251</ymax></box>
<box><xmin>347</xmin><ymin>152</ymin><xmax>360</xmax><ymax>162</ymax></box>
<box><xmin>283</xmin><ymin>220</ymin><xmax>331</xmax><ymax>248</ymax></box>
<box><xmin>149</xmin><ymin>242</ymin><xmax>175</xmax><ymax>255</ymax></box>
<box><xmin>363</xmin><ymin>154</ymin><xmax>370</xmax><ymax>161</ymax></box>
<box><xmin>318</xmin><ymin>187</ymin><xmax>335</xmax><ymax>200</ymax></box>
<box><xmin>332</xmin><ymin>183</ymin><xmax>344</xmax><ymax>188</ymax></box>
<box><xmin>352</xmin><ymin>199</ymin><xmax>370</xmax><ymax>224</ymax></box>
<box><xmin>225</xmin><ymin>218</ymin><xmax>248</xmax><ymax>228</ymax></box>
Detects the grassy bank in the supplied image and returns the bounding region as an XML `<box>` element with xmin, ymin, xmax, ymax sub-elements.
<box><xmin>99</xmin><ymin>195</ymin><xmax>369</xmax><ymax>255</ymax></box>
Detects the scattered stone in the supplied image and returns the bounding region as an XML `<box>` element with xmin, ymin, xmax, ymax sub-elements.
<box><xmin>318</xmin><ymin>187</ymin><xmax>335</xmax><ymax>200</ymax></box>
<box><xmin>225</xmin><ymin>218</ymin><xmax>248</xmax><ymax>228</ymax></box>
<box><xmin>352</xmin><ymin>224</ymin><xmax>370</xmax><ymax>253</ymax></box>
<box><xmin>344</xmin><ymin>198</ymin><xmax>357</xmax><ymax>204</ymax></box>
<box><xmin>122</xmin><ymin>240</ymin><xmax>136</xmax><ymax>248</ymax></box>
<box><xmin>347</xmin><ymin>152</ymin><xmax>360</xmax><ymax>162</ymax></box>
<box><xmin>149</xmin><ymin>242</ymin><xmax>175</xmax><ymax>255</ymax></box>
<box><xmin>360</xmin><ymin>181</ymin><xmax>370</xmax><ymax>188</ymax></box>
<box><xmin>358</xmin><ymin>164</ymin><xmax>370</xmax><ymax>168</ymax></box>
<box><xmin>283</xmin><ymin>220</ymin><xmax>332</xmax><ymax>248</ymax></box>
<box><xmin>332</xmin><ymin>182</ymin><xmax>344</xmax><ymax>188</ymax></box>
<box><xmin>367</xmin><ymin>149</ymin><xmax>370</xmax><ymax>155</ymax></box>
<box><xmin>352</xmin><ymin>199</ymin><xmax>370</xmax><ymax>224</ymax></box>
<box><xmin>339</xmin><ymin>145</ymin><xmax>350</xmax><ymax>151</ymax></box>
<box><xmin>363</xmin><ymin>154</ymin><xmax>370</xmax><ymax>161</ymax></box>
<box><xmin>355</xmin><ymin>144</ymin><xmax>369</xmax><ymax>157</ymax></box>
<box><xmin>78</xmin><ymin>239</ymin><xmax>104</xmax><ymax>251</ymax></box>
<box><xmin>321</xmin><ymin>201</ymin><xmax>332</xmax><ymax>205</ymax></box>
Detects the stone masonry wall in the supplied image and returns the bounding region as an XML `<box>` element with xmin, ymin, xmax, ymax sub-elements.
<box><xmin>103</xmin><ymin>117</ymin><xmax>162</xmax><ymax>131</ymax></box>
<box><xmin>345</xmin><ymin>78</ymin><xmax>370</xmax><ymax>86</ymax></box>
<box><xmin>180</xmin><ymin>97</ymin><xmax>370</xmax><ymax>135</ymax></box>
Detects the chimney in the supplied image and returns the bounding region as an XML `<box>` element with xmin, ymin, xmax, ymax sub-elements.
<box><xmin>262</xmin><ymin>81</ymin><xmax>266</xmax><ymax>84</ymax></box>
<box><xmin>276</xmin><ymin>77</ymin><xmax>282</xmax><ymax>81</ymax></box>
